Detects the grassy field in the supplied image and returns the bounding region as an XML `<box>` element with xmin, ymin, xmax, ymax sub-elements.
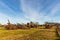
<box><xmin>0</xmin><ymin>27</ymin><xmax>60</xmax><ymax>40</ymax></box>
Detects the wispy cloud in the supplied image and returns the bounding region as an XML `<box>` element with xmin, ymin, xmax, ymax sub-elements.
<box><xmin>20</xmin><ymin>0</ymin><xmax>43</xmax><ymax>22</ymax></box>
<box><xmin>0</xmin><ymin>0</ymin><xmax>60</xmax><ymax>24</ymax></box>
<box><xmin>46</xmin><ymin>2</ymin><xmax>60</xmax><ymax>22</ymax></box>
<box><xmin>0</xmin><ymin>13</ymin><xmax>11</xmax><ymax>24</ymax></box>
<box><xmin>0</xmin><ymin>1</ymin><xmax>29</xmax><ymax>24</ymax></box>
<box><xmin>0</xmin><ymin>1</ymin><xmax>16</xmax><ymax>15</ymax></box>
<box><xmin>50</xmin><ymin>3</ymin><xmax>60</xmax><ymax>15</ymax></box>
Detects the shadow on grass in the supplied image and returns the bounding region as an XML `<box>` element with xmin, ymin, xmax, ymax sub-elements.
<box><xmin>55</xmin><ymin>28</ymin><xmax>60</xmax><ymax>40</ymax></box>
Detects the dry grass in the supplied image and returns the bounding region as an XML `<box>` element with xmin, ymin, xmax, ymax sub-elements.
<box><xmin>19</xmin><ymin>29</ymin><xmax>56</xmax><ymax>40</ymax></box>
<box><xmin>0</xmin><ymin>27</ymin><xmax>39</xmax><ymax>40</ymax></box>
<box><xmin>0</xmin><ymin>27</ymin><xmax>59</xmax><ymax>40</ymax></box>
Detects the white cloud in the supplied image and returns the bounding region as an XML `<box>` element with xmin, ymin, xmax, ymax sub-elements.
<box><xmin>0</xmin><ymin>13</ymin><xmax>11</xmax><ymax>24</ymax></box>
<box><xmin>0</xmin><ymin>1</ymin><xmax>17</xmax><ymax>15</ymax></box>
<box><xmin>0</xmin><ymin>0</ymin><xmax>59</xmax><ymax>24</ymax></box>
<box><xmin>50</xmin><ymin>3</ymin><xmax>60</xmax><ymax>15</ymax></box>
<box><xmin>20</xmin><ymin>0</ymin><xmax>44</xmax><ymax>22</ymax></box>
<box><xmin>0</xmin><ymin>12</ymin><xmax>29</xmax><ymax>24</ymax></box>
<box><xmin>20</xmin><ymin>0</ymin><xmax>57</xmax><ymax>24</ymax></box>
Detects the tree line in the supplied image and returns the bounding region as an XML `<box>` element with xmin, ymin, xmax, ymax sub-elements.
<box><xmin>0</xmin><ymin>20</ymin><xmax>60</xmax><ymax>30</ymax></box>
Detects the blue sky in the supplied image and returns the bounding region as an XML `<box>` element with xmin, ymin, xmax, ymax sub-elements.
<box><xmin>0</xmin><ymin>0</ymin><xmax>60</xmax><ymax>24</ymax></box>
